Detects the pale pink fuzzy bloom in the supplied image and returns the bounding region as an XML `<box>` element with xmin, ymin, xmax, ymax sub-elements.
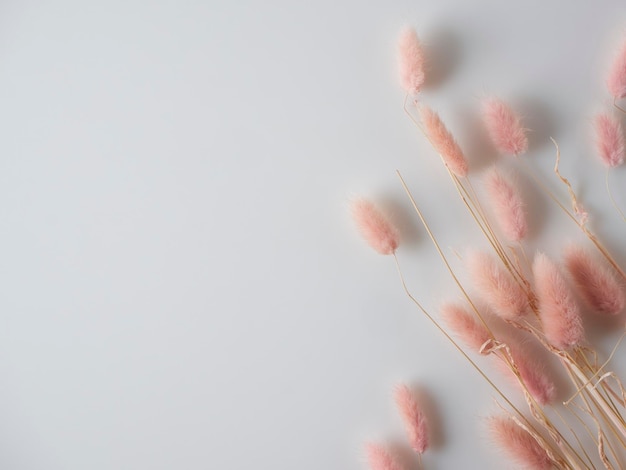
<box><xmin>487</xmin><ymin>416</ymin><xmax>553</xmax><ymax>470</ymax></box>
<box><xmin>364</xmin><ymin>443</ymin><xmax>405</xmax><ymax>470</ymax></box>
<box><xmin>498</xmin><ymin>342</ymin><xmax>556</xmax><ymax>405</ymax></box>
<box><xmin>485</xmin><ymin>167</ymin><xmax>528</xmax><ymax>242</ymax></box>
<box><xmin>607</xmin><ymin>40</ymin><xmax>626</xmax><ymax>99</ymax></box>
<box><xmin>393</xmin><ymin>384</ymin><xmax>428</xmax><ymax>454</ymax></box>
<box><xmin>564</xmin><ymin>245</ymin><xmax>625</xmax><ymax>315</ymax></box>
<box><xmin>420</xmin><ymin>106</ymin><xmax>469</xmax><ymax>177</ymax></box>
<box><xmin>533</xmin><ymin>253</ymin><xmax>584</xmax><ymax>349</ymax></box>
<box><xmin>397</xmin><ymin>27</ymin><xmax>425</xmax><ymax>95</ymax></box>
<box><xmin>440</xmin><ymin>302</ymin><xmax>490</xmax><ymax>352</ymax></box>
<box><xmin>482</xmin><ymin>98</ymin><xmax>528</xmax><ymax>156</ymax></box>
<box><xmin>350</xmin><ymin>199</ymin><xmax>400</xmax><ymax>255</ymax></box>
<box><xmin>466</xmin><ymin>251</ymin><xmax>529</xmax><ymax>320</ymax></box>
<box><xmin>595</xmin><ymin>113</ymin><xmax>624</xmax><ymax>168</ymax></box>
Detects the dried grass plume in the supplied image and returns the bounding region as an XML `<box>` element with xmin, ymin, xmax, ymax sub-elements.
<box><xmin>564</xmin><ymin>244</ymin><xmax>625</xmax><ymax>316</ymax></box>
<box><xmin>364</xmin><ymin>443</ymin><xmax>405</xmax><ymax>470</ymax></box>
<box><xmin>485</xmin><ymin>167</ymin><xmax>528</xmax><ymax>242</ymax></box>
<box><xmin>533</xmin><ymin>253</ymin><xmax>584</xmax><ymax>349</ymax></box>
<box><xmin>595</xmin><ymin>113</ymin><xmax>624</xmax><ymax>168</ymax></box>
<box><xmin>398</xmin><ymin>27</ymin><xmax>425</xmax><ymax>95</ymax></box>
<box><xmin>393</xmin><ymin>384</ymin><xmax>429</xmax><ymax>454</ymax></box>
<box><xmin>607</xmin><ymin>40</ymin><xmax>626</xmax><ymax>100</ymax></box>
<box><xmin>482</xmin><ymin>98</ymin><xmax>528</xmax><ymax>156</ymax></box>
<box><xmin>351</xmin><ymin>198</ymin><xmax>400</xmax><ymax>255</ymax></box>
<box><xmin>487</xmin><ymin>416</ymin><xmax>553</xmax><ymax>470</ymax></box>
<box><xmin>420</xmin><ymin>106</ymin><xmax>469</xmax><ymax>177</ymax></box>
<box><xmin>440</xmin><ymin>302</ymin><xmax>490</xmax><ymax>352</ymax></box>
<box><xmin>466</xmin><ymin>251</ymin><xmax>529</xmax><ymax>320</ymax></box>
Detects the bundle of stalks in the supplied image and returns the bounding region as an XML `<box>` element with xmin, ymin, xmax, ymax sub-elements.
<box><xmin>352</xmin><ymin>25</ymin><xmax>626</xmax><ymax>469</ymax></box>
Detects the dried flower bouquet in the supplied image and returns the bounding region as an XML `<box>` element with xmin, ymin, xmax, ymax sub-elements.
<box><xmin>353</xmin><ymin>26</ymin><xmax>626</xmax><ymax>470</ymax></box>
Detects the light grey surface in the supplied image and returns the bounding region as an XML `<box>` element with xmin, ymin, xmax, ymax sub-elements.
<box><xmin>0</xmin><ymin>1</ymin><xmax>624</xmax><ymax>468</ymax></box>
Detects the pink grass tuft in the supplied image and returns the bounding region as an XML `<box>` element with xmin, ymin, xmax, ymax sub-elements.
<box><xmin>533</xmin><ymin>253</ymin><xmax>584</xmax><ymax>349</ymax></box>
<box><xmin>564</xmin><ymin>245</ymin><xmax>625</xmax><ymax>316</ymax></box>
<box><xmin>466</xmin><ymin>251</ymin><xmax>529</xmax><ymax>320</ymax></box>
<box><xmin>350</xmin><ymin>199</ymin><xmax>400</xmax><ymax>255</ymax></box>
<box><xmin>440</xmin><ymin>302</ymin><xmax>490</xmax><ymax>352</ymax></box>
<box><xmin>364</xmin><ymin>443</ymin><xmax>405</xmax><ymax>470</ymax></box>
<box><xmin>397</xmin><ymin>27</ymin><xmax>425</xmax><ymax>95</ymax></box>
<box><xmin>485</xmin><ymin>167</ymin><xmax>528</xmax><ymax>242</ymax></box>
<box><xmin>607</xmin><ymin>40</ymin><xmax>626</xmax><ymax>99</ymax></box>
<box><xmin>487</xmin><ymin>416</ymin><xmax>553</xmax><ymax>470</ymax></box>
<box><xmin>482</xmin><ymin>98</ymin><xmax>528</xmax><ymax>156</ymax></box>
<box><xmin>420</xmin><ymin>106</ymin><xmax>469</xmax><ymax>177</ymax></box>
<box><xmin>393</xmin><ymin>384</ymin><xmax>429</xmax><ymax>454</ymax></box>
<box><xmin>501</xmin><ymin>342</ymin><xmax>556</xmax><ymax>405</ymax></box>
<box><xmin>595</xmin><ymin>113</ymin><xmax>624</xmax><ymax>168</ymax></box>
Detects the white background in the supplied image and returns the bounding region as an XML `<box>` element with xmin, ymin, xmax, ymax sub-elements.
<box><xmin>0</xmin><ymin>1</ymin><xmax>625</xmax><ymax>468</ymax></box>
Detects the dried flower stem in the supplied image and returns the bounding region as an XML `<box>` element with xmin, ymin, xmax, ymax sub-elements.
<box><xmin>396</xmin><ymin>171</ymin><xmax>588</xmax><ymax>468</ymax></box>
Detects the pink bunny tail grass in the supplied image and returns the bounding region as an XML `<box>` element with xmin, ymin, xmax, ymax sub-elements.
<box><xmin>501</xmin><ymin>343</ymin><xmax>556</xmax><ymax>405</ymax></box>
<box><xmin>397</xmin><ymin>27</ymin><xmax>425</xmax><ymax>95</ymax></box>
<box><xmin>466</xmin><ymin>251</ymin><xmax>529</xmax><ymax>320</ymax></box>
<box><xmin>482</xmin><ymin>97</ymin><xmax>528</xmax><ymax>156</ymax></box>
<box><xmin>564</xmin><ymin>245</ymin><xmax>625</xmax><ymax>315</ymax></box>
<box><xmin>419</xmin><ymin>106</ymin><xmax>469</xmax><ymax>177</ymax></box>
<box><xmin>393</xmin><ymin>384</ymin><xmax>429</xmax><ymax>454</ymax></box>
<box><xmin>487</xmin><ymin>416</ymin><xmax>553</xmax><ymax>470</ymax></box>
<box><xmin>533</xmin><ymin>253</ymin><xmax>584</xmax><ymax>349</ymax></box>
<box><xmin>440</xmin><ymin>302</ymin><xmax>490</xmax><ymax>352</ymax></box>
<box><xmin>364</xmin><ymin>443</ymin><xmax>405</xmax><ymax>470</ymax></box>
<box><xmin>595</xmin><ymin>113</ymin><xmax>624</xmax><ymax>168</ymax></box>
<box><xmin>485</xmin><ymin>167</ymin><xmax>528</xmax><ymax>242</ymax></box>
<box><xmin>607</xmin><ymin>40</ymin><xmax>626</xmax><ymax>99</ymax></box>
<box><xmin>350</xmin><ymin>199</ymin><xmax>400</xmax><ymax>255</ymax></box>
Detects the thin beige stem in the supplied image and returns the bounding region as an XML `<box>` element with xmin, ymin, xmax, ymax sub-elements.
<box><xmin>565</xmin><ymin>331</ymin><xmax>626</xmax><ymax>405</ymax></box>
<box><xmin>520</xmin><ymin>155</ymin><xmax>626</xmax><ymax>282</ymax></box>
<box><xmin>391</xmin><ymin>253</ymin><xmax>575</xmax><ymax>468</ymax></box>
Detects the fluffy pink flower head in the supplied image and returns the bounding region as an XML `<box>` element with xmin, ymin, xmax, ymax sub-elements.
<box><xmin>420</xmin><ymin>106</ymin><xmax>469</xmax><ymax>177</ymax></box>
<box><xmin>482</xmin><ymin>98</ymin><xmax>528</xmax><ymax>156</ymax></box>
<box><xmin>351</xmin><ymin>199</ymin><xmax>399</xmax><ymax>255</ymax></box>
<box><xmin>595</xmin><ymin>113</ymin><xmax>624</xmax><ymax>168</ymax></box>
<box><xmin>440</xmin><ymin>302</ymin><xmax>490</xmax><ymax>353</ymax></box>
<box><xmin>466</xmin><ymin>251</ymin><xmax>529</xmax><ymax>320</ymax></box>
<box><xmin>393</xmin><ymin>384</ymin><xmax>428</xmax><ymax>454</ymax></box>
<box><xmin>607</xmin><ymin>40</ymin><xmax>626</xmax><ymax>99</ymax></box>
<box><xmin>397</xmin><ymin>27</ymin><xmax>425</xmax><ymax>95</ymax></box>
<box><xmin>500</xmin><ymin>341</ymin><xmax>556</xmax><ymax>405</ymax></box>
<box><xmin>485</xmin><ymin>167</ymin><xmax>527</xmax><ymax>242</ymax></box>
<box><xmin>533</xmin><ymin>253</ymin><xmax>584</xmax><ymax>350</ymax></box>
<box><xmin>364</xmin><ymin>443</ymin><xmax>405</xmax><ymax>470</ymax></box>
<box><xmin>487</xmin><ymin>416</ymin><xmax>553</xmax><ymax>470</ymax></box>
<box><xmin>564</xmin><ymin>245</ymin><xmax>625</xmax><ymax>316</ymax></box>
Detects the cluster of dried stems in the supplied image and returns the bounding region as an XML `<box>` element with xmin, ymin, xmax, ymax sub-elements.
<box><xmin>353</xmin><ymin>27</ymin><xmax>626</xmax><ymax>470</ymax></box>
